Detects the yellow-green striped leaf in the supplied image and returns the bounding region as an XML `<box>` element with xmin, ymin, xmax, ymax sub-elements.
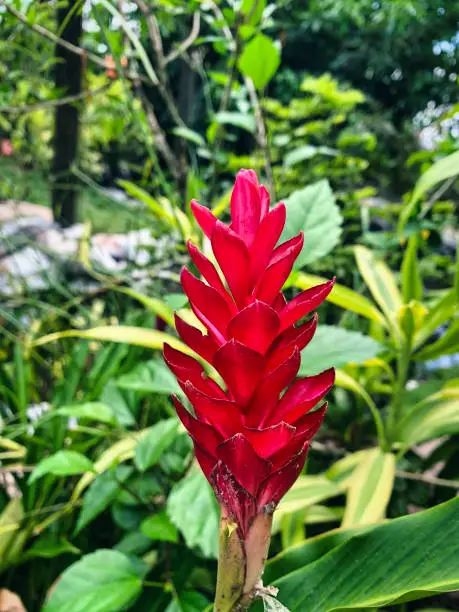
<box><xmin>293</xmin><ymin>272</ymin><xmax>386</xmax><ymax>326</ymax></box>
<box><xmin>342</xmin><ymin>447</ymin><xmax>395</xmax><ymax>528</ymax></box>
<box><xmin>354</xmin><ymin>246</ymin><xmax>402</xmax><ymax>325</ymax></box>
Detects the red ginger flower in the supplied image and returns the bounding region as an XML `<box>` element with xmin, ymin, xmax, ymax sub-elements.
<box><xmin>164</xmin><ymin>169</ymin><xmax>335</xmax><ymax>539</ymax></box>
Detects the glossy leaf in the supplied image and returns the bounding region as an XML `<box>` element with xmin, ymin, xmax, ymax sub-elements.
<box><xmin>281</xmin><ymin>180</ymin><xmax>342</xmax><ymax>268</ymax></box>
<box><xmin>273</xmin><ymin>497</ymin><xmax>459</xmax><ymax>611</ymax></box>
<box><xmin>43</xmin><ymin>550</ymin><xmax>142</xmax><ymax>612</ymax></box>
<box><xmin>167</xmin><ymin>467</ymin><xmax>219</xmax><ymax>559</ymax></box>
<box><xmin>29</xmin><ymin>451</ymin><xmax>94</xmax><ymax>483</ymax></box>
<box><xmin>342</xmin><ymin>448</ymin><xmax>395</xmax><ymax>528</ymax></box>
<box><xmin>284</xmin><ymin>145</ymin><xmax>337</xmax><ymax>167</ymax></box>
<box><xmin>299</xmin><ymin>326</ymin><xmax>381</xmax><ymax>376</ymax></box>
<box><xmin>214</xmin><ymin>111</ymin><xmax>256</xmax><ymax>134</ymax></box>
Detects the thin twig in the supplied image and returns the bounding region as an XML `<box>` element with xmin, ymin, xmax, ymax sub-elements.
<box><xmin>245</xmin><ymin>77</ymin><xmax>275</xmax><ymax>199</ymax></box>
<box><xmin>165</xmin><ymin>12</ymin><xmax>201</xmax><ymax>64</ymax></box>
<box><xmin>0</xmin><ymin>83</ymin><xmax>111</xmax><ymax>113</ymax></box>
<box><xmin>396</xmin><ymin>469</ymin><xmax>459</xmax><ymax>489</ymax></box>
<box><xmin>3</xmin><ymin>3</ymin><xmax>148</xmax><ymax>85</ymax></box>
<box><xmin>134</xmin><ymin>0</ymin><xmax>185</xmax><ymax>127</ymax></box>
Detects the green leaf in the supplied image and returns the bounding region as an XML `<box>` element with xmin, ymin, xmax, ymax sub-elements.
<box><xmin>167</xmin><ymin>467</ymin><xmax>219</xmax><ymax>559</ymax></box>
<box><xmin>401</xmin><ymin>235</ymin><xmax>423</xmax><ymax>303</ymax></box>
<box><xmin>292</xmin><ymin>272</ymin><xmax>386</xmax><ymax>327</ymax></box>
<box><xmin>117</xmin><ymin>359</ymin><xmax>181</xmax><ymax>395</ymax></box>
<box><xmin>165</xmin><ymin>591</ymin><xmax>210</xmax><ymax>612</ymax></box>
<box><xmin>171</xmin><ymin>126</ymin><xmax>206</xmax><ymax>147</ymax></box>
<box><xmin>399</xmin><ymin>150</ymin><xmax>459</xmax><ymax>235</ymax></box>
<box><xmin>55</xmin><ymin>402</ymin><xmax>116</xmax><ymax>424</ymax></box>
<box><xmin>100</xmin><ymin>380</ymin><xmax>135</xmax><ymax>427</ymax></box>
<box><xmin>273</xmin><ymin>497</ymin><xmax>459</xmax><ymax>611</ymax></box>
<box><xmin>415</xmin><ymin>319</ymin><xmax>459</xmax><ymax>361</ymax></box>
<box><xmin>240</xmin><ymin>0</ymin><xmax>266</xmax><ymax>26</ymax></box>
<box><xmin>29</xmin><ymin>451</ymin><xmax>94</xmax><ymax>483</ymax></box>
<box><xmin>342</xmin><ymin>448</ymin><xmax>395</xmax><ymax>528</ymax></box>
<box><xmin>354</xmin><ymin>246</ymin><xmax>402</xmax><ymax>326</ymax></box>
<box><xmin>281</xmin><ymin>180</ymin><xmax>342</xmax><ymax>268</ymax></box>
<box><xmin>273</xmin><ymin>476</ymin><xmax>342</xmax><ymax>533</ymax></box>
<box><xmin>141</xmin><ymin>512</ymin><xmax>178</xmax><ymax>542</ymax></box>
<box><xmin>24</xmin><ymin>534</ymin><xmax>80</xmax><ymax>560</ymax></box>
<box><xmin>214</xmin><ymin>111</ymin><xmax>256</xmax><ymax>133</ymax></box>
<box><xmin>75</xmin><ymin>466</ymin><xmax>133</xmax><ymax>535</ymax></box>
<box><xmin>238</xmin><ymin>34</ymin><xmax>280</xmax><ymax>90</ymax></box>
<box><xmin>134</xmin><ymin>418</ymin><xmax>179</xmax><ymax>472</ymax></box>
<box><xmin>34</xmin><ymin>326</ymin><xmax>193</xmax><ymax>355</ymax></box>
<box><xmin>413</xmin><ymin>289</ymin><xmax>457</xmax><ymax>350</ymax></box>
<box><xmin>396</xmin><ymin>385</ymin><xmax>459</xmax><ymax>446</ymax></box>
<box><xmin>284</xmin><ymin>145</ymin><xmax>337</xmax><ymax>167</ymax></box>
<box><xmin>299</xmin><ymin>326</ymin><xmax>381</xmax><ymax>376</ymax></box>
<box><xmin>265</xmin><ymin>523</ymin><xmax>374</xmax><ymax>585</ymax></box>
<box><xmin>43</xmin><ymin>549</ymin><xmax>142</xmax><ymax>612</ymax></box>
<box><xmin>0</xmin><ymin>498</ymin><xmax>25</xmax><ymax>569</ymax></box>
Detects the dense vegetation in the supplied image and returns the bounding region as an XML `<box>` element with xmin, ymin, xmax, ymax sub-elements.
<box><xmin>0</xmin><ymin>1</ymin><xmax>458</xmax><ymax>610</ymax></box>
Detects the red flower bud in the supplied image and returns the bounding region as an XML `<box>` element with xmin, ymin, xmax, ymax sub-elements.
<box><xmin>164</xmin><ymin>170</ymin><xmax>335</xmax><ymax>539</ymax></box>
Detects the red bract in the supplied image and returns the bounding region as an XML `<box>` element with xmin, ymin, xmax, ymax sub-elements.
<box><xmin>164</xmin><ymin>169</ymin><xmax>335</xmax><ymax>538</ymax></box>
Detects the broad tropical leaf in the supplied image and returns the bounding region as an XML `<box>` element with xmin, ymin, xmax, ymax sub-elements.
<box><xmin>272</xmin><ymin>497</ymin><xmax>459</xmax><ymax>611</ymax></box>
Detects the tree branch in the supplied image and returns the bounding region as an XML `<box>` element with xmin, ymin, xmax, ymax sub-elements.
<box><xmin>165</xmin><ymin>12</ymin><xmax>200</xmax><ymax>64</ymax></box>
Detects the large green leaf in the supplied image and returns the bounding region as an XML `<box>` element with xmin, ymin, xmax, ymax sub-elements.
<box><xmin>134</xmin><ymin>418</ymin><xmax>179</xmax><ymax>472</ymax></box>
<box><xmin>299</xmin><ymin>326</ymin><xmax>381</xmax><ymax>376</ymax></box>
<box><xmin>43</xmin><ymin>550</ymin><xmax>142</xmax><ymax>612</ymax></box>
<box><xmin>29</xmin><ymin>451</ymin><xmax>94</xmax><ymax>483</ymax></box>
<box><xmin>272</xmin><ymin>497</ymin><xmax>459</xmax><ymax>611</ymax></box>
<box><xmin>117</xmin><ymin>359</ymin><xmax>181</xmax><ymax>395</ymax></box>
<box><xmin>238</xmin><ymin>34</ymin><xmax>280</xmax><ymax>90</ymax></box>
<box><xmin>167</xmin><ymin>467</ymin><xmax>219</xmax><ymax>559</ymax></box>
<box><xmin>281</xmin><ymin>180</ymin><xmax>342</xmax><ymax>268</ymax></box>
<box><xmin>342</xmin><ymin>448</ymin><xmax>395</xmax><ymax>528</ymax></box>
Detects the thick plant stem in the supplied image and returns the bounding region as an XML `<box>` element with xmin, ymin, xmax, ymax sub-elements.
<box><xmin>214</xmin><ymin>516</ymin><xmax>246</xmax><ymax>612</ymax></box>
<box><xmin>214</xmin><ymin>511</ymin><xmax>273</xmax><ymax>612</ymax></box>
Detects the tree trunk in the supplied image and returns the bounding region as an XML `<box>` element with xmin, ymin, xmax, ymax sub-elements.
<box><xmin>51</xmin><ymin>1</ymin><xmax>83</xmax><ymax>227</ymax></box>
